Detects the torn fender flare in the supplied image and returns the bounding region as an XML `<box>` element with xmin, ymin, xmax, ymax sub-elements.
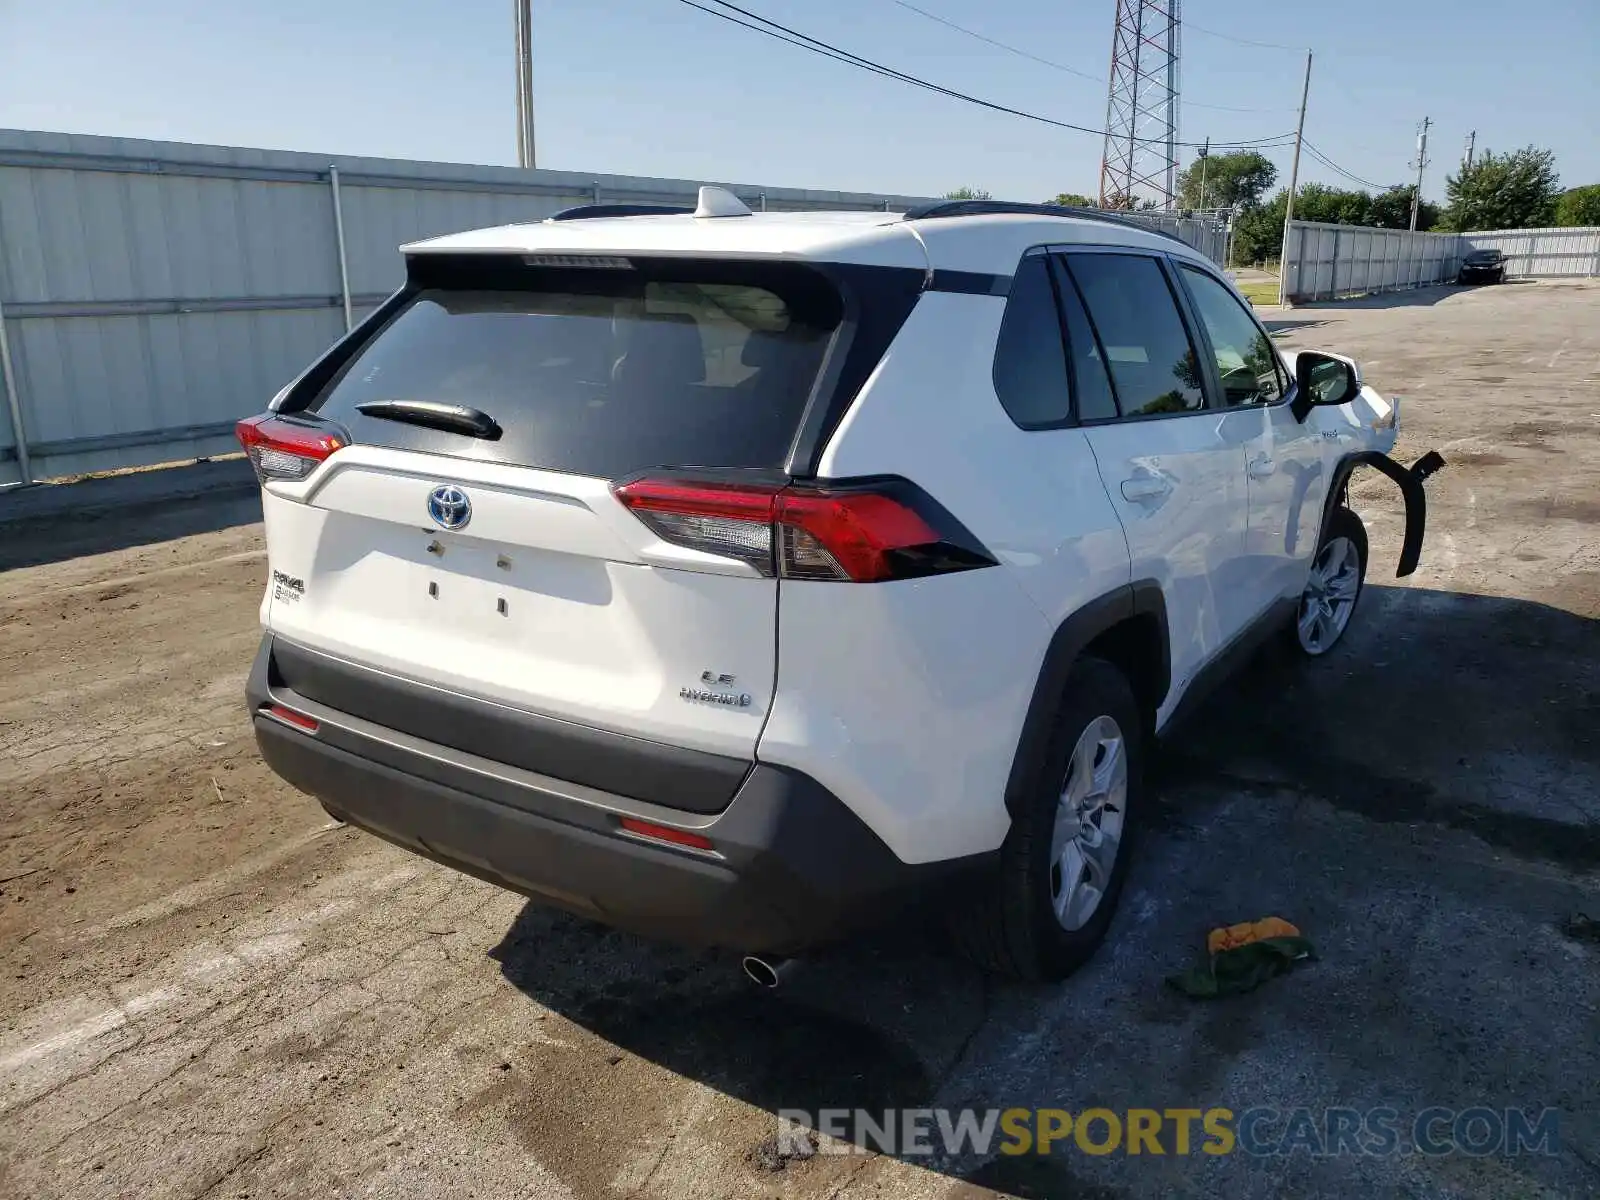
<box><xmin>1327</xmin><ymin>450</ymin><xmax>1446</xmax><ymax>578</ymax></box>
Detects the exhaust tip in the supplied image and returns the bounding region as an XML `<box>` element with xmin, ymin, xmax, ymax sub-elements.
<box><xmin>741</xmin><ymin>955</ymin><xmax>784</xmax><ymax>989</ymax></box>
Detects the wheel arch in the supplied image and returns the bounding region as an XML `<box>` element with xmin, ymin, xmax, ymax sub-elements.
<box><xmin>1320</xmin><ymin>449</ymin><xmax>1445</xmax><ymax>578</ymax></box>
<box><xmin>1003</xmin><ymin>582</ymin><xmax>1169</xmax><ymax>820</ymax></box>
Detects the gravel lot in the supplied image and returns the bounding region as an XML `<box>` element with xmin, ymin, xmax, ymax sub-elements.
<box><xmin>2</xmin><ymin>281</ymin><xmax>1597</xmax><ymax>1199</ymax></box>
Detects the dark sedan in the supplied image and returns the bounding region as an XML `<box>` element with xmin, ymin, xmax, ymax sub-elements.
<box><xmin>1457</xmin><ymin>248</ymin><xmax>1507</xmax><ymax>284</ymax></box>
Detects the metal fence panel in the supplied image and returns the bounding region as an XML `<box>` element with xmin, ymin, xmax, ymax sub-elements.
<box><xmin>1459</xmin><ymin>227</ymin><xmax>1600</xmax><ymax>278</ymax></box>
<box><xmin>1283</xmin><ymin>220</ymin><xmax>1600</xmax><ymax>302</ymax></box>
<box><xmin>0</xmin><ymin>307</ymin><xmax>19</xmax><ymax>485</ymax></box>
<box><xmin>1283</xmin><ymin>220</ymin><xmax>1462</xmax><ymax>302</ymax></box>
<box><xmin>0</xmin><ymin>130</ymin><xmax>933</xmax><ymax>484</ymax></box>
<box><xmin>1117</xmin><ymin>212</ymin><xmax>1227</xmax><ymax>264</ymax></box>
<box><xmin>0</xmin><ymin>127</ymin><xmax>1259</xmax><ymax>486</ymax></box>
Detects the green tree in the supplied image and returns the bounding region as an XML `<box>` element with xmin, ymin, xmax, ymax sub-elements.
<box><xmin>943</xmin><ymin>186</ymin><xmax>992</xmax><ymax>201</ymax></box>
<box><xmin>1294</xmin><ymin>183</ymin><xmax>1371</xmax><ymax>225</ymax></box>
<box><xmin>1175</xmin><ymin>150</ymin><xmax>1277</xmax><ymax>212</ymax></box>
<box><xmin>1048</xmin><ymin>192</ymin><xmax>1096</xmax><ymax>208</ymax></box>
<box><xmin>1231</xmin><ymin>189</ymin><xmax>1289</xmax><ymax>264</ymax></box>
<box><xmin>1556</xmin><ymin>184</ymin><xmax>1600</xmax><ymax>227</ymax></box>
<box><xmin>1440</xmin><ymin>147</ymin><xmax>1560</xmax><ymax>231</ymax></box>
<box><xmin>1228</xmin><ymin>178</ymin><xmax>1453</xmax><ymax>265</ymax></box>
<box><xmin>1367</xmin><ymin>185</ymin><xmax>1439</xmax><ymax>231</ymax></box>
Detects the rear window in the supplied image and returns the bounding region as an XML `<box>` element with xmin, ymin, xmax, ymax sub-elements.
<box><xmin>313</xmin><ymin>257</ymin><xmax>843</xmax><ymax>479</ymax></box>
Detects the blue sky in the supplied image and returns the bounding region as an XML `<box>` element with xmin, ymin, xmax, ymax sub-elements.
<box><xmin>1</xmin><ymin>0</ymin><xmax>1595</xmax><ymax>203</ymax></box>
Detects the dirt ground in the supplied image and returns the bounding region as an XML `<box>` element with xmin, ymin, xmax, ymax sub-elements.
<box><xmin>2</xmin><ymin>281</ymin><xmax>1597</xmax><ymax>1199</ymax></box>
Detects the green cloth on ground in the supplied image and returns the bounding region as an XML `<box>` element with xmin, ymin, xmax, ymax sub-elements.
<box><xmin>1167</xmin><ymin>935</ymin><xmax>1316</xmax><ymax>999</ymax></box>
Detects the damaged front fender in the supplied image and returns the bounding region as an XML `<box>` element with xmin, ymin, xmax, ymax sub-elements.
<box><xmin>1325</xmin><ymin>450</ymin><xmax>1446</xmax><ymax>577</ymax></box>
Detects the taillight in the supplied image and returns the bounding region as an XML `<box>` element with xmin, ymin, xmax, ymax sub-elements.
<box><xmin>262</xmin><ymin>703</ymin><xmax>319</xmax><ymax>733</ymax></box>
<box><xmin>618</xmin><ymin>817</ymin><xmax>716</xmax><ymax>852</ymax></box>
<box><xmin>612</xmin><ymin>479</ymin><xmax>779</xmax><ymax>573</ymax></box>
<box><xmin>613</xmin><ymin>475</ymin><xmax>996</xmax><ymax>583</ymax></box>
<box><xmin>235</xmin><ymin>414</ymin><xmax>345</xmax><ymax>484</ymax></box>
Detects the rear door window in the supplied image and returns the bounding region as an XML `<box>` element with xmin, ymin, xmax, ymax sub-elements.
<box><xmin>312</xmin><ymin>258</ymin><xmax>843</xmax><ymax>479</ymax></box>
<box><xmin>1063</xmin><ymin>253</ymin><xmax>1207</xmax><ymax>417</ymax></box>
<box><xmin>1050</xmin><ymin>259</ymin><xmax>1120</xmax><ymax>422</ymax></box>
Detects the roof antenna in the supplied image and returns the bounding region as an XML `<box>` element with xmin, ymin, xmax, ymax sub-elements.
<box><xmin>694</xmin><ymin>186</ymin><xmax>753</xmax><ymax>218</ymax></box>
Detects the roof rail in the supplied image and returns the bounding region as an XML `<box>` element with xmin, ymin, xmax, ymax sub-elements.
<box><xmin>902</xmin><ymin>199</ymin><xmax>1187</xmax><ymax>244</ymax></box>
<box><xmin>548</xmin><ymin>203</ymin><xmax>693</xmax><ymax>221</ymax></box>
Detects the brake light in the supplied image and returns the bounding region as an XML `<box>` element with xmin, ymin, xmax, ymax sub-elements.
<box><xmin>613</xmin><ymin>476</ymin><xmax>995</xmax><ymax>583</ymax></box>
<box><xmin>236</xmin><ymin>414</ymin><xmax>345</xmax><ymax>484</ymax></box>
<box><xmin>618</xmin><ymin>817</ymin><xmax>716</xmax><ymax>851</ymax></box>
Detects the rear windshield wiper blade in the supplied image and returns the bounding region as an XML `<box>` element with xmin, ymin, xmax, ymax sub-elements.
<box><xmin>354</xmin><ymin>400</ymin><xmax>502</xmax><ymax>440</ymax></box>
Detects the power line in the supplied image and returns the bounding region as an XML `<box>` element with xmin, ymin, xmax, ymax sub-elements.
<box><xmin>674</xmin><ymin>0</ymin><xmax>1297</xmax><ymax>150</ymax></box>
<box><xmin>1301</xmin><ymin>140</ymin><xmax>1402</xmax><ymax>192</ymax></box>
<box><xmin>892</xmin><ymin>0</ymin><xmax>1100</xmax><ymax>83</ymax></box>
<box><xmin>892</xmin><ymin>0</ymin><xmax>1296</xmax><ymax>113</ymax></box>
<box><xmin>1183</xmin><ymin>19</ymin><xmax>1305</xmax><ymax>53</ymax></box>
<box><xmin>1185</xmin><ymin>99</ymin><xmax>1300</xmax><ymax>114</ymax></box>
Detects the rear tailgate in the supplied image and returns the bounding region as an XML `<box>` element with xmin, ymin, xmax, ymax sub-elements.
<box><xmin>260</xmin><ymin>451</ymin><xmax>777</xmax><ymax>766</ymax></box>
<box><xmin>253</xmin><ymin>253</ymin><xmax>860</xmax><ymax>795</ymax></box>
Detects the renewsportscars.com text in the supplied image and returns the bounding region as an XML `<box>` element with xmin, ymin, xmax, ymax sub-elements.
<box><xmin>776</xmin><ymin>1106</ymin><xmax>1561</xmax><ymax>1158</ymax></box>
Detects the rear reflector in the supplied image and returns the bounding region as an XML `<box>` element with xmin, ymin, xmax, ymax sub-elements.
<box><xmin>618</xmin><ymin>817</ymin><xmax>715</xmax><ymax>851</ymax></box>
<box><xmin>613</xmin><ymin>475</ymin><xmax>995</xmax><ymax>583</ymax></box>
<box><xmin>263</xmin><ymin>703</ymin><xmax>319</xmax><ymax>733</ymax></box>
<box><xmin>236</xmin><ymin>414</ymin><xmax>345</xmax><ymax>484</ymax></box>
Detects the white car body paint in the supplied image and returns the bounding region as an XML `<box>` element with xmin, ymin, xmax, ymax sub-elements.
<box><xmin>247</xmin><ymin>203</ymin><xmax>1417</xmax><ymax>926</ymax></box>
<box><xmin>261</xmin><ymin>447</ymin><xmax>777</xmax><ymax>761</ymax></box>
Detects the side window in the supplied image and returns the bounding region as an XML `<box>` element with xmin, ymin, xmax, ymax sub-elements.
<box><xmin>1051</xmin><ymin>260</ymin><xmax>1119</xmax><ymax>421</ymax></box>
<box><xmin>1064</xmin><ymin>253</ymin><xmax>1205</xmax><ymax>417</ymax></box>
<box><xmin>991</xmin><ymin>255</ymin><xmax>1071</xmax><ymax>428</ymax></box>
<box><xmin>1179</xmin><ymin>265</ymin><xmax>1287</xmax><ymax>407</ymax></box>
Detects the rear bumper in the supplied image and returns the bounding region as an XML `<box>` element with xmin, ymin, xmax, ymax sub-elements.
<box><xmin>248</xmin><ymin>636</ymin><xmax>982</xmax><ymax>953</ymax></box>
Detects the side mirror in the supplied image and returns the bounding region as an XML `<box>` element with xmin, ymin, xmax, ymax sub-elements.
<box><xmin>1291</xmin><ymin>351</ymin><xmax>1359</xmax><ymax>422</ymax></box>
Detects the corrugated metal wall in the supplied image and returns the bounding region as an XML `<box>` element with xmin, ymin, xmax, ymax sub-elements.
<box><xmin>0</xmin><ymin>130</ymin><xmax>934</xmax><ymax>486</ymax></box>
<box><xmin>0</xmin><ymin>127</ymin><xmax>1233</xmax><ymax>486</ymax></box>
<box><xmin>1116</xmin><ymin>212</ymin><xmax>1229</xmax><ymax>268</ymax></box>
<box><xmin>1283</xmin><ymin>220</ymin><xmax>1600</xmax><ymax>303</ymax></box>
<box><xmin>1460</xmin><ymin>227</ymin><xmax>1600</xmax><ymax>278</ymax></box>
<box><xmin>1282</xmin><ymin>222</ymin><xmax>1462</xmax><ymax>302</ymax></box>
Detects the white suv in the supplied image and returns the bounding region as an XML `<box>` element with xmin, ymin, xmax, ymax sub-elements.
<box><xmin>241</xmin><ymin>191</ymin><xmax>1439</xmax><ymax>981</ymax></box>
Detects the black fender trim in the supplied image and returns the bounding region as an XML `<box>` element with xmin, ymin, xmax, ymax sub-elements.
<box><xmin>1322</xmin><ymin>449</ymin><xmax>1446</xmax><ymax>578</ymax></box>
<box><xmin>1003</xmin><ymin>581</ymin><xmax>1169</xmax><ymax>818</ymax></box>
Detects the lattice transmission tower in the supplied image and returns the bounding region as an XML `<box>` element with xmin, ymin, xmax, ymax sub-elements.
<box><xmin>1098</xmin><ymin>0</ymin><xmax>1182</xmax><ymax>210</ymax></box>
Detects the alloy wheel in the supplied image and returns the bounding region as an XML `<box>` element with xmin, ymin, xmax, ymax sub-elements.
<box><xmin>1298</xmin><ymin>534</ymin><xmax>1361</xmax><ymax>654</ymax></box>
<box><xmin>1049</xmin><ymin>715</ymin><xmax>1128</xmax><ymax>932</ymax></box>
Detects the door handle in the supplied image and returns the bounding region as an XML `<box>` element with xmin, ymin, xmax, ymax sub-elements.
<box><xmin>1120</xmin><ymin>474</ymin><xmax>1173</xmax><ymax>503</ymax></box>
<box><xmin>1247</xmin><ymin>454</ymin><xmax>1277</xmax><ymax>480</ymax></box>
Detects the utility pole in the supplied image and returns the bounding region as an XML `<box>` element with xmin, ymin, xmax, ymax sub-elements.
<box><xmin>1463</xmin><ymin>129</ymin><xmax>1476</xmax><ymax>170</ymax></box>
<box><xmin>1409</xmin><ymin>116</ymin><xmax>1431</xmax><ymax>231</ymax></box>
<box><xmin>514</xmin><ymin>0</ymin><xmax>536</xmax><ymax>168</ymax></box>
<box><xmin>1198</xmin><ymin>137</ymin><xmax>1210</xmax><ymax>211</ymax></box>
<box><xmin>1278</xmin><ymin>50</ymin><xmax>1312</xmax><ymax>305</ymax></box>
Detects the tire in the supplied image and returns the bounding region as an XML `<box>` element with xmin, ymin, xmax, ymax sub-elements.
<box><xmin>950</xmin><ymin>656</ymin><xmax>1144</xmax><ymax>981</ymax></box>
<box><xmin>1289</xmin><ymin>507</ymin><xmax>1368</xmax><ymax>658</ymax></box>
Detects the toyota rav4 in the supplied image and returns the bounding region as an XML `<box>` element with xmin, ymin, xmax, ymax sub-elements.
<box><xmin>241</xmin><ymin>192</ymin><xmax>1440</xmax><ymax>981</ymax></box>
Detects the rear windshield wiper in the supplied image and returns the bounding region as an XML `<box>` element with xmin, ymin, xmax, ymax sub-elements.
<box><xmin>354</xmin><ymin>400</ymin><xmax>502</xmax><ymax>440</ymax></box>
